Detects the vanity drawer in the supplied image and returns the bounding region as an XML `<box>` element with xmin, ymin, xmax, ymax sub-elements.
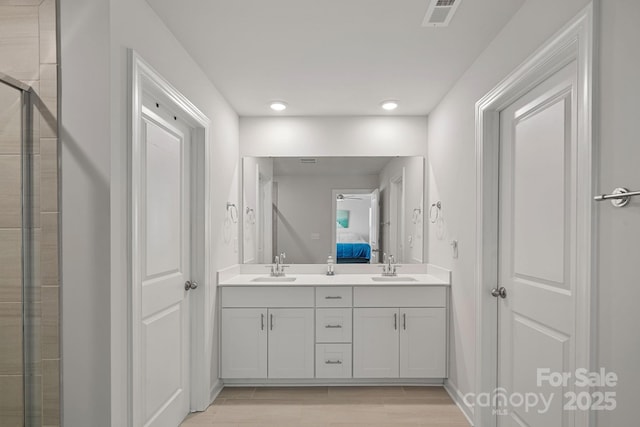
<box><xmin>221</xmin><ymin>286</ymin><xmax>314</xmax><ymax>308</ymax></box>
<box><xmin>315</xmin><ymin>344</ymin><xmax>352</xmax><ymax>378</ymax></box>
<box><xmin>316</xmin><ymin>287</ymin><xmax>352</xmax><ymax>307</ymax></box>
<box><xmin>353</xmin><ymin>286</ymin><xmax>446</xmax><ymax>308</ymax></box>
<box><xmin>316</xmin><ymin>308</ymin><xmax>352</xmax><ymax>343</ymax></box>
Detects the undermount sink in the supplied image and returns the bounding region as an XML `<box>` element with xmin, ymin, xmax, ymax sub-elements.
<box><xmin>371</xmin><ymin>276</ymin><xmax>418</xmax><ymax>282</ymax></box>
<box><xmin>251</xmin><ymin>276</ymin><xmax>297</xmax><ymax>282</ymax></box>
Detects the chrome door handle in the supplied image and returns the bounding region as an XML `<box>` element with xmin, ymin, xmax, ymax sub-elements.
<box><xmin>403</xmin><ymin>313</ymin><xmax>406</xmax><ymax>330</ymax></box>
<box><xmin>261</xmin><ymin>313</ymin><xmax>265</xmax><ymax>330</ymax></box>
<box><xmin>325</xmin><ymin>296</ymin><xmax>342</xmax><ymax>299</ymax></box>
<box><xmin>270</xmin><ymin>314</ymin><xmax>274</xmax><ymax>330</ymax></box>
<box><xmin>325</xmin><ymin>324</ymin><xmax>342</xmax><ymax>329</ymax></box>
<box><xmin>394</xmin><ymin>313</ymin><xmax>397</xmax><ymax>330</ymax></box>
<box><xmin>184</xmin><ymin>280</ymin><xmax>198</xmax><ymax>291</ymax></box>
<box><xmin>325</xmin><ymin>360</ymin><xmax>343</xmax><ymax>365</ymax></box>
<box><xmin>491</xmin><ymin>287</ymin><xmax>507</xmax><ymax>299</ymax></box>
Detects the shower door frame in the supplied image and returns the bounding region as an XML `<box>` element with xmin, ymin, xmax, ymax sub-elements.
<box><xmin>1</xmin><ymin>72</ymin><xmax>36</xmax><ymax>427</ymax></box>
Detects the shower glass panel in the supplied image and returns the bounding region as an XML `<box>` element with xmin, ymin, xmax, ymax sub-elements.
<box><xmin>1</xmin><ymin>75</ymin><xmax>39</xmax><ymax>426</ymax></box>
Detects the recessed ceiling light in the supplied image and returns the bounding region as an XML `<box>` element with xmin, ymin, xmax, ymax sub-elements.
<box><xmin>381</xmin><ymin>100</ymin><xmax>398</xmax><ymax>111</ymax></box>
<box><xmin>270</xmin><ymin>101</ymin><xmax>287</xmax><ymax>111</ymax></box>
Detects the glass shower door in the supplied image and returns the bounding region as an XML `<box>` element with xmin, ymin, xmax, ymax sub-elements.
<box><xmin>1</xmin><ymin>75</ymin><xmax>39</xmax><ymax>427</ymax></box>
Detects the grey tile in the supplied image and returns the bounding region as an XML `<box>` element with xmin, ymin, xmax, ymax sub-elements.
<box><xmin>40</xmin><ymin>138</ymin><xmax>57</xmax><ymax>212</ymax></box>
<box><xmin>40</xmin><ymin>212</ymin><xmax>58</xmax><ymax>286</ymax></box>
<box><xmin>32</xmin><ymin>153</ymin><xmax>41</xmax><ymax>228</ymax></box>
<box><xmin>0</xmin><ymin>228</ymin><xmax>22</xmax><ymax>303</ymax></box>
<box><xmin>0</xmin><ymin>5</ymin><xmax>38</xmax><ymax>39</ymax></box>
<box><xmin>0</xmin><ymin>302</ymin><xmax>23</xmax><ymax>375</ymax></box>
<box><xmin>42</xmin><ymin>358</ymin><xmax>60</xmax><ymax>425</ymax></box>
<box><xmin>0</xmin><ymin>6</ymin><xmax>39</xmax><ymax>81</ymax></box>
<box><xmin>0</xmin><ymin>82</ymin><xmax>22</xmax><ymax>155</ymax></box>
<box><xmin>39</xmin><ymin>0</ymin><xmax>57</xmax><ymax>64</ymax></box>
<box><xmin>0</xmin><ymin>155</ymin><xmax>22</xmax><ymax>228</ymax></box>
<box><xmin>39</xmin><ymin>64</ymin><xmax>57</xmax><ymax>139</ymax></box>
<box><xmin>0</xmin><ymin>375</ymin><xmax>24</xmax><ymax>426</ymax></box>
<box><xmin>41</xmin><ymin>286</ymin><xmax>59</xmax><ymax>359</ymax></box>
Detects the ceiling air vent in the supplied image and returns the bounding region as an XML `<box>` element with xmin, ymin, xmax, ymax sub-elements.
<box><xmin>422</xmin><ymin>0</ymin><xmax>462</xmax><ymax>27</ymax></box>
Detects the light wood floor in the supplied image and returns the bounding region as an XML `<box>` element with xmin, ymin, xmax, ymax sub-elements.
<box><xmin>181</xmin><ymin>386</ymin><xmax>471</xmax><ymax>427</ymax></box>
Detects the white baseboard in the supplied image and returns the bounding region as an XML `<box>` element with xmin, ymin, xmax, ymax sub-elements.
<box><xmin>209</xmin><ymin>379</ymin><xmax>223</xmax><ymax>404</ymax></box>
<box><xmin>444</xmin><ymin>380</ymin><xmax>475</xmax><ymax>426</ymax></box>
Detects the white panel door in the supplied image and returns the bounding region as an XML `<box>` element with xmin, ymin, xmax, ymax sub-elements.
<box><xmin>370</xmin><ymin>188</ymin><xmax>380</xmax><ymax>263</ymax></box>
<box><xmin>353</xmin><ymin>308</ymin><xmax>399</xmax><ymax>378</ymax></box>
<box><xmin>498</xmin><ymin>62</ymin><xmax>578</xmax><ymax>427</ymax></box>
<box><xmin>400</xmin><ymin>308</ymin><xmax>446</xmax><ymax>378</ymax></box>
<box><xmin>267</xmin><ymin>308</ymin><xmax>314</xmax><ymax>379</ymax></box>
<box><xmin>139</xmin><ymin>106</ymin><xmax>191</xmax><ymax>427</ymax></box>
<box><xmin>221</xmin><ymin>308</ymin><xmax>267</xmax><ymax>379</ymax></box>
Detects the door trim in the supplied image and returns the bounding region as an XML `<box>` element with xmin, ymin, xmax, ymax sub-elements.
<box><xmin>127</xmin><ymin>50</ymin><xmax>212</xmax><ymax>426</ymax></box>
<box><xmin>474</xmin><ymin>4</ymin><xmax>595</xmax><ymax>427</ymax></box>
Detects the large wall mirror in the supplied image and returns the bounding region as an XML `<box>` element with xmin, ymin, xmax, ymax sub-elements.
<box><xmin>242</xmin><ymin>156</ymin><xmax>425</xmax><ymax>264</ymax></box>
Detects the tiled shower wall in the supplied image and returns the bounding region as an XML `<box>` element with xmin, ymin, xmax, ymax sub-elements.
<box><xmin>0</xmin><ymin>0</ymin><xmax>59</xmax><ymax>426</ymax></box>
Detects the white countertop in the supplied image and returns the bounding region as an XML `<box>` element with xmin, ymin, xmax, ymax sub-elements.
<box><xmin>218</xmin><ymin>273</ymin><xmax>449</xmax><ymax>287</ymax></box>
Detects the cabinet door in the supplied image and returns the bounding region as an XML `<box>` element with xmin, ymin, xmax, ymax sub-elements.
<box><xmin>268</xmin><ymin>308</ymin><xmax>314</xmax><ymax>378</ymax></box>
<box><xmin>353</xmin><ymin>308</ymin><xmax>399</xmax><ymax>378</ymax></box>
<box><xmin>221</xmin><ymin>308</ymin><xmax>267</xmax><ymax>379</ymax></box>
<box><xmin>400</xmin><ymin>308</ymin><xmax>446</xmax><ymax>378</ymax></box>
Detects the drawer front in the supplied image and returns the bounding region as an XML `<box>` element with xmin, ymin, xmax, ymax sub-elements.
<box><xmin>221</xmin><ymin>286</ymin><xmax>314</xmax><ymax>308</ymax></box>
<box><xmin>315</xmin><ymin>287</ymin><xmax>352</xmax><ymax>307</ymax></box>
<box><xmin>353</xmin><ymin>286</ymin><xmax>446</xmax><ymax>308</ymax></box>
<box><xmin>315</xmin><ymin>344</ymin><xmax>352</xmax><ymax>378</ymax></box>
<box><xmin>316</xmin><ymin>308</ymin><xmax>352</xmax><ymax>343</ymax></box>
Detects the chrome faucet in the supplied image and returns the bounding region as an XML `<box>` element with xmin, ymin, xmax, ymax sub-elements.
<box><xmin>269</xmin><ymin>252</ymin><xmax>288</xmax><ymax>277</ymax></box>
<box><xmin>380</xmin><ymin>253</ymin><xmax>399</xmax><ymax>276</ymax></box>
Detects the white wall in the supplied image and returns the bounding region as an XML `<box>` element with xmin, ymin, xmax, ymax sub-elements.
<box><xmin>596</xmin><ymin>1</ymin><xmax>640</xmax><ymax>425</ymax></box>
<box><xmin>61</xmin><ymin>0</ymin><xmax>240</xmax><ymax>425</ymax></box>
<box><xmin>425</xmin><ymin>0</ymin><xmax>592</xmax><ymax>416</ymax></box>
<box><xmin>60</xmin><ymin>0</ymin><xmax>111</xmax><ymax>424</ymax></box>
<box><xmin>240</xmin><ymin>116</ymin><xmax>428</xmax><ymax>157</ymax></box>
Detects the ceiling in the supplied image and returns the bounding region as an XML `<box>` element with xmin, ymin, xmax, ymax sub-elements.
<box><xmin>147</xmin><ymin>0</ymin><xmax>525</xmax><ymax>116</ymax></box>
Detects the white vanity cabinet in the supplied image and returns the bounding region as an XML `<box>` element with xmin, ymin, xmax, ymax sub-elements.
<box><xmin>400</xmin><ymin>308</ymin><xmax>446</xmax><ymax>378</ymax></box>
<box><xmin>353</xmin><ymin>308</ymin><xmax>400</xmax><ymax>378</ymax></box>
<box><xmin>221</xmin><ymin>308</ymin><xmax>267</xmax><ymax>378</ymax></box>
<box><xmin>219</xmin><ymin>282</ymin><xmax>448</xmax><ymax>382</ymax></box>
<box><xmin>220</xmin><ymin>287</ymin><xmax>315</xmax><ymax>379</ymax></box>
<box><xmin>353</xmin><ymin>287</ymin><xmax>447</xmax><ymax>379</ymax></box>
<box><xmin>267</xmin><ymin>308</ymin><xmax>315</xmax><ymax>378</ymax></box>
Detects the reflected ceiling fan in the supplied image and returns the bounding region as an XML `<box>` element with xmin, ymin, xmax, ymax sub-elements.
<box><xmin>336</xmin><ymin>193</ymin><xmax>365</xmax><ymax>201</ymax></box>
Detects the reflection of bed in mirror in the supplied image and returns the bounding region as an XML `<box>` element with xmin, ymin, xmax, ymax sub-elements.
<box><xmin>336</xmin><ymin>232</ymin><xmax>371</xmax><ymax>263</ymax></box>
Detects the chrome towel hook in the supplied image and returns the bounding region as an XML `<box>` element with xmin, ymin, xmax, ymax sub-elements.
<box><xmin>429</xmin><ymin>201</ymin><xmax>441</xmax><ymax>223</ymax></box>
<box><xmin>226</xmin><ymin>202</ymin><xmax>238</xmax><ymax>223</ymax></box>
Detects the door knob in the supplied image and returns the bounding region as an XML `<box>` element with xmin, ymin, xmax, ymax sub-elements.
<box><xmin>184</xmin><ymin>280</ymin><xmax>198</xmax><ymax>291</ymax></box>
<box><xmin>491</xmin><ymin>287</ymin><xmax>507</xmax><ymax>299</ymax></box>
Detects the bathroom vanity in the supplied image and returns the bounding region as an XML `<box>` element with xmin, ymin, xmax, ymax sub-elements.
<box><xmin>217</xmin><ymin>265</ymin><xmax>450</xmax><ymax>385</ymax></box>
